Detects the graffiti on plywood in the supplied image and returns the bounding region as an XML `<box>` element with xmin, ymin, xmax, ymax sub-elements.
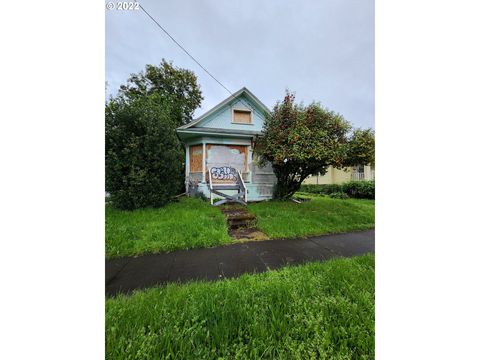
<box><xmin>210</xmin><ymin>166</ymin><xmax>238</xmax><ymax>181</ymax></box>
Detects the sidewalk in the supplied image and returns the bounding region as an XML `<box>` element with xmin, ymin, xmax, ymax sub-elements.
<box><xmin>106</xmin><ymin>229</ymin><xmax>374</xmax><ymax>297</ymax></box>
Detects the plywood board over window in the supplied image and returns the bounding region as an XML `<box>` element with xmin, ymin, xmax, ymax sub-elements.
<box><xmin>189</xmin><ymin>145</ymin><xmax>203</xmax><ymax>172</ymax></box>
<box><xmin>232</xmin><ymin>109</ymin><xmax>252</xmax><ymax>124</ymax></box>
<box><xmin>206</xmin><ymin>144</ymin><xmax>248</xmax><ymax>172</ymax></box>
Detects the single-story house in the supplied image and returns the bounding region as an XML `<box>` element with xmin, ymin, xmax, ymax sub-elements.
<box><xmin>176</xmin><ymin>87</ymin><xmax>276</xmax><ymax>202</ymax></box>
<box><xmin>303</xmin><ymin>165</ymin><xmax>375</xmax><ymax>185</ymax></box>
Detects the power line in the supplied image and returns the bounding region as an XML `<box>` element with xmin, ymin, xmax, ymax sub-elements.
<box><xmin>138</xmin><ymin>4</ymin><xmax>254</xmax><ymax>112</ymax></box>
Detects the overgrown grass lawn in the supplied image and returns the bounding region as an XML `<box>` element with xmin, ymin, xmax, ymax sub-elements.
<box><xmin>106</xmin><ymin>194</ymin><xmax>374</xmax><ymax>258</ymax></box>
<box><xmin>248</xmin><ymin>194</ymin><xmax>375</xmax><ymax>239</ymax></box>
<box><xmin>106</xmin><ymin>197</ymin><xmax>231</xmax><ymax>258</ymax></box>
<box><xmin>106</xmin><ymin>254</ymin><xmax>375</xmax><ymax>359</ymax></box>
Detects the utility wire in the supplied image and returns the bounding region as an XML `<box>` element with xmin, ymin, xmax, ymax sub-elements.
<box><xmin>139</xmin><ymin>4</ymin><xmax>254</xmax><ymax>112</ymax></box>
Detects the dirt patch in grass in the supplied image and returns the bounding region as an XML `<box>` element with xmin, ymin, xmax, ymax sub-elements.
<box><xmin>220</xmin><ymin>204</ymin><xmax>269</xmax><ymax>241</ymax></box>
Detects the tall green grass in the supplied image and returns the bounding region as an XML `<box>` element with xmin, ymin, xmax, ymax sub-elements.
<box><xmin>106</xmin><ymin>254</ymin><xmax>375</xmax><ymax>359</ymax></box>
<box><xmin>106</xmin><ymin>196</ymin><xmax>374</xmax><ymax>258</ymax></box>
<box><xmin>105</xmin><ymin>197</ymin><xmax>231</xmax><ymax>258</ymax></box>
<box><xmin>249</xmin><ymin>196</ymin><xmax>375</xmax><ymax>239</ymax></box>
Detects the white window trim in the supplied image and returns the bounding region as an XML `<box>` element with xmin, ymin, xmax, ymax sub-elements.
<box><xmin>231</xmin><ymin>108</ymin><xmax>254</xmax><ymax>125</ymax></box>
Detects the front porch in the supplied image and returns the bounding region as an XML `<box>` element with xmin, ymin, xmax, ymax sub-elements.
<box><xmin>182</xmin><ymin>132</ymin><xmax>254</xmax><ymax>198</ymax></box>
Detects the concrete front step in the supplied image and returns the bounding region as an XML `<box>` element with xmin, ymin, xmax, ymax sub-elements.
<box><xmin>228</xmin><ymin>219</ymin><xmax>257</xmax><ymax>229</ymax></box>
<box><xmin>220</xmin><ymin>205</ymin><xmax>268</xmax><ymax>240</ymax></box>
<box><xmin>222</xmin><ymin>211</ymin><xmax>256</xmax><ymax>220</ymax></box>
<box><xmin>225</xmin><ymin>213</ymin><xmax>256</xmax><ymax>220</ymax></box>
<box><xmin>227</xmin><ymin>215</ymin><xmax>256</xmax><ymax>221</ymax></box>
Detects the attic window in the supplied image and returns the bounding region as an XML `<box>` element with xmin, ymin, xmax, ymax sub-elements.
<box><xmin>232</xmin><ymin>109</ymin><xmax>252</xmax><ymax>124</ymax></box>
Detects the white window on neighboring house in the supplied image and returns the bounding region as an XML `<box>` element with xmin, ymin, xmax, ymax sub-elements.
<box><xmin>232</xmin><ymin>109</ymin><xmax>252</xmax><ymax>124</ymax></box>
<box><xmin>352</xmin><ymin>165</ymin><xmax>365</xmax><ymax>181</ymax></box>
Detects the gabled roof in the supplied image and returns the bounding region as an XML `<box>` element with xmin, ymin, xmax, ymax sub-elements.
<box><xmin>177</xmin><ymin>87</ymin><xmax>270</xmax><ymax>130</ymax></box>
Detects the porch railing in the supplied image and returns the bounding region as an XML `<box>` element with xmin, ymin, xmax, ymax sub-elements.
<box><xmin>351</xmin><ymin>172</ymin><xmax>365</xmax><ymax>181</ymax></box>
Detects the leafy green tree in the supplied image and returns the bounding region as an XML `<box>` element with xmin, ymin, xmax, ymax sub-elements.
<box><xmin>346</xmin><ymin>128</ymin><xmax>375</xmax><ymax>167</ymax></box>
<box><xmin>105</xmin><ymin>93</ymin><xmax>185</xmax><ymax>210</ymax></box>
<box><xmin>106</xmin><ymin>61</ymin><xmax>203</xmax><ymax>209</ymax></box>
<box><xmin>118</xmin><ymin>59</ymin><xmax>203</xmax><ymax>126</ymax></box>
<box><xmin>256</xmin><ymin>91</ymin><xmax>375</xmax><ymax>199</ymax></box>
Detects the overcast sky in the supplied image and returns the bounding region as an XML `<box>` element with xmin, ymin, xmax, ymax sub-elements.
<box><xmin>106</xmin><ymin>0</ymin><xmax>374</xmax><ymax>129</ymax></box>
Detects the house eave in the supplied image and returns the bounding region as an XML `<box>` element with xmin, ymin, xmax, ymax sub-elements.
<box><xmin>176</xmin><ymin>128</ymin><xmax>261</xmax><ymax>140</ymax></box>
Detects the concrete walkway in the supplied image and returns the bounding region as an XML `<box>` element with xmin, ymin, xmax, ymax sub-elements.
<box><xmin>106</xmin><ymin>229</ymin><xmax>374</xmax><ymax>297</ymax></box>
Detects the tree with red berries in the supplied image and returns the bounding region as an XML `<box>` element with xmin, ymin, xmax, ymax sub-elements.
<box><xmin>256</xmin><ymin>91</ymin><xmax>374</xmax><ymax>199</ymax></box>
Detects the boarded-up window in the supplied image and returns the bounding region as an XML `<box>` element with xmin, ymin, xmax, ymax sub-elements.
<box><xmin>207</xmin><ymin>144</ymin><xmax>248</xmax><ymax>172</ymax></box>
<box><xmin>189</xmin><ymin>145</ymin><xmax>203</xmax><ymax>172</ymax></box>
<box><xmin>232</xmin><ymin>110</ymin><xmax>252</xmax><ymax>124</ymax></box>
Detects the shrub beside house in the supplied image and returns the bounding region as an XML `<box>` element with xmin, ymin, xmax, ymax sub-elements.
<box><xmin>303</xmin><ymin>164</ymin><xmax>375</xmax><ymax>185</ymax></box>
<box><xmin>300</xmin><ymin>180</ymin><xmax>375</xmax><ymax>199</ymax></box>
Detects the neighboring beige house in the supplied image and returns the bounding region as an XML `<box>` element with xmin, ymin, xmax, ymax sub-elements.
<box><xmin>303</xmin><ymin>165</ymin><xmax>375</xmax><ymax>185</ymax></box>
